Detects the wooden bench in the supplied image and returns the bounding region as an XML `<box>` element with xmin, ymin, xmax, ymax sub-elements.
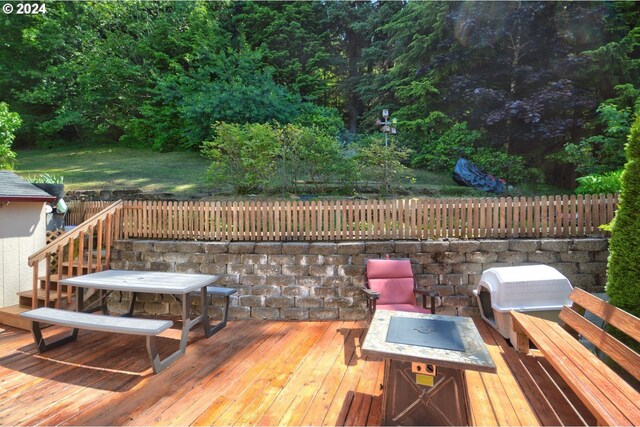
<box><xmin>510</xmin><ymin>288</ymin><xmax>640</xmax><ymax>426</ymax></box>
<box><xmin>21</xmin><ymin>307</ymin><xmax>174</xmax><ymax>373</ymax></box>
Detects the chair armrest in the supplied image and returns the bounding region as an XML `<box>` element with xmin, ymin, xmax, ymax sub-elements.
<box><xmin>361</xmin><ymin>288</ymin><xmax>380</xmax><ymax>300</ymax></box>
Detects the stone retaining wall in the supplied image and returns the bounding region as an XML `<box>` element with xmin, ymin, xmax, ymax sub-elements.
<box><xmin>109</xmin><ymin>238</ymin><xmax>609</xmax><ymax>320</ymax></box>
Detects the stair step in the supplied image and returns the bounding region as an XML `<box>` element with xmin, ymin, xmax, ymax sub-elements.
<box><xmin>0</xmin><ymin>304</ymin><xmax>34</xmax><ymax>330</ymax></box>
<box><xmin>61</xmin><ymin>259</ymin><xmax>102</xmax><ymax>268</ymax></box>
<box><xmin>37</xmin><ymin>273</ymin><xmax>70</xmax><ymax>287</ymax></box>
<box><xmin>18</xmin><ymin>289</ymin><xmax>71</xmax><ymax>308</ymax></box>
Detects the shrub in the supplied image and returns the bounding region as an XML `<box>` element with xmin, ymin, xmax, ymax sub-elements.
<box><xmin>202</xmin><ymin>122</ymin><xmax>353</xmax><ymax>195</ymax></box>
<box><xmin>355</xmin><ymin>136</ymin><xmax>412</xmax><ymax>195</ymax></box>
<box><xmin>409</xmin><ymin>112</ymin><xmax>535</xmax><ymax>184</ymax></box>
<box><xmin>470</xmin><ymin>148</ymin><xmax>536</xmax><ymax>185</ymax></box>
<box><xmin>575</xmin><ymin>170</ymin><xmax>622</xmax><ymax>195</ymax></box>
<box><xmin>606</xmin><ymin>114</ymin><xmax>640</xmax><ymax>317</ymax></box>
<box><xmin>411</xmin><ymin>118</ymin><xmax>481</xmax><ymax>170</ymax></box>
<box><xmin>0</xmin><ymin>102</ymin><xmax>21</xmax><ymax>170</ymax></box>
<box><xmin>279</xmin><ymin>124</ymin><xmax>355</xmax><ymax>193</ymax></box>
<box><xmin>202</xmin><ymin>122</ymin><xmax>279</xmax><ymax>194</ymax></box>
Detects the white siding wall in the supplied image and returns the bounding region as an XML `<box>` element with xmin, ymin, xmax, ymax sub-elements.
<box><xmin>0</xmin><ymin>202</ymin><xmax>47</xmax><ymax>307</ymax></box>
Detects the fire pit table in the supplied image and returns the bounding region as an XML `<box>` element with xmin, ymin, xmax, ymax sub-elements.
<box><xmin>362</xmin><ymin>310</ymin><xmax>496</xmax><ymax>426</ymax></box>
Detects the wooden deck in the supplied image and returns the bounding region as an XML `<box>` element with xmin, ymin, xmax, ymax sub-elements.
<box><xmin>0</xmin><ymin>318</ymin><xmax>596</xmax><ymax>426</ymax></box>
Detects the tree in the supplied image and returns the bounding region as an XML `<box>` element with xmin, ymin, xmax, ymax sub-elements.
<box><xmin>231</xmin><ymin>2</ymin><xmax>334</xmax><ymax>102</ymax></box>
<box><xmin>376</xmin><ymin>2</ymin><xmax>612</xmax><ymax>185</ymax></box>
<box><xmin>606</xmin><ymin>115</ymin><xmax>640</xmax><ymax>317</ymax></box>
<box><xmin>2</xmin><ymin>1</ymin><xmax>333</xmax><ymax>152</ymax></box>
<box><xmin>562</xmin><ymin>84</ymin><xmax>640</xmax><ymax>175</ymax></box>
<box><xmin>323</xmin><ymin>1</ymin><xmax>402</xmax><ymax>133</ymax></box>
<box><xmin>0</xmin><ymin>103</ymin><xmax>21</xmax><ymax>169</ymax></box>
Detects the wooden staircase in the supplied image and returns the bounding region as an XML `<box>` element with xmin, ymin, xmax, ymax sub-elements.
<box><xmin>0</xmin><ymin>257</ymin><xmax>101</xmax><ymax>330</ymax></box>
<box><xmin>0</xmin><ymin>201</ymin><xmax>123</xmax><ymax>330</ymax></box>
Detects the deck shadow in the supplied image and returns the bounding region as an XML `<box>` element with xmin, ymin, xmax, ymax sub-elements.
<box><xmin>337</xmin><ymin>327</ymin><xmax>367</xmax><ymax>366</ymax></box>
<box><xmin>0</xmin><ymin>323</ymin><xmax>236</xmax><ymax>392</ymax></box>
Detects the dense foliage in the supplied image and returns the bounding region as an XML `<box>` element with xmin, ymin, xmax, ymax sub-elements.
<box><xmin>0</xmin><ymin>102</ymin><xmax>21</xmax><ymax>169</ymax></box>
<box><xmin>203</xmin><ymin>122</ymin><xmax>353</xmax><ymax>194</ymax></box>
<box><xmin>354</xmin><ymin>136</ymin><xmax>412</xmax><ymax>195</ymax></box>
<box><xmin>1</xmin><ymin>1</ymin><xmax>638</xmax><ymax>191</ymax></box>
<box><xmin>575</xmin><ymin>170</ymin><xmax>623</xmax><ymax>195</ymax></box>
<box><xmin>606</xmin><ymin>115</ymin><xmax>640</xmax><ymax>317</ymax></box>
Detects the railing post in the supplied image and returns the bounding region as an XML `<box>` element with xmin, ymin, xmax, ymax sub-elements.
<box><xmin>31</xmin><ymin>263</ymin><xmax>38</xmax><ymax>309</ymax></box>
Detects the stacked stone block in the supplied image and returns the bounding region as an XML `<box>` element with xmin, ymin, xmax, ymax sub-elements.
<box><xmin>110</xmin><ymin>238</ymin><xmax>609</xmax><ymax>320</ymax></box>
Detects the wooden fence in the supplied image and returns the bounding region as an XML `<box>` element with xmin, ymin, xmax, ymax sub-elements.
<box><xmin>65</xmin><ymin>194</ymin><xmax>617</xmax><ymax>241</ymax></box>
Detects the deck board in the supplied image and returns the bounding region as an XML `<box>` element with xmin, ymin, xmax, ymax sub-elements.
<box><xmin>0</xmin><ymin>318</ymin><xmax>596</xmax><ymax>426</ymax></box>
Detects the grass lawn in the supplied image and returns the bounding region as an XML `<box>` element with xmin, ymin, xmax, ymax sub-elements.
<box><xmin>14</xmin><ymin>144</ymin><xmax>561</xmax><ymax>199</ymax></box>
<box><xmin>15</xmin><ymin>144</ymin><xmax>211</xmax><ymax>199</ymax></box>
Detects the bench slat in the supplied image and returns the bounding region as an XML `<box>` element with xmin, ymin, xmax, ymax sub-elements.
<box><xmin>191</xmin><ymin>286</ymin><xmax>238</xmax><ymax>297</ymax></box>
<box><xmin>21</xmin><ymin>308</ymin><xmax>172</xmax><ymax>336</ymax></box>
<box><xmin>560</xmin><ymin>306</ymin><xmax>640</xmax><ymax>381</ymax></box>
<box><xmin>545</xmin><ymin>316</ymin><xmax>640</xmax><ymax>418</ymax></box>
<box><xmin>511</xmin><ymin>311</ymin><xmax>640</xmax><ymax>426</ymax></box>
<box><xmin>570</xmin><ymin>288</ymin><xmax>640</xmax><ymax>342</ymax></box>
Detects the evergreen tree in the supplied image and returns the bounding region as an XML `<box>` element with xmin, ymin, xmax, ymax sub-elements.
<box><xmin>606</xmin><ymin>115</ymin><xmax>640</xmax><ymax>318</ymax></box>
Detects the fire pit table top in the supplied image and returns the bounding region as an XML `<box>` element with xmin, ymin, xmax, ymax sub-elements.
<box><xmin>362</xmin><ymin>310</ymin><xmax>496</xmax><ymax>373</ymax></box>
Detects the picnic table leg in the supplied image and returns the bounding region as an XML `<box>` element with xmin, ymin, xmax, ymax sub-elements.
<box><xmin>179</xmin><ymin>292</ymin><xmax>191</xmax><ymax>351</ymax></box>
<box><xmin>204</xmin><ymin>293</ymin><xmax>231</xmax><ymax>337</ymax></box>
<box><xmin>201</xmin><ymin>286</ymin><xmax>211</xmax><ymax>336</ymax></box>
<box><xmin>126</xmin><ymin>292</ymin><xmax>138</xmax><ymax>317</ymax></box>
<box><xmin>145</xmin><ymin>294</ymin><xmax>191</xmax><ymax>373</ymax></box>
<box><xmin>100</xmin><ymin>290</ymin><xmax>109</xmax><ymax>315</ymax></box>
<box><xmin>198</xmin><ymin>287</ymin><xmax>236</xmax><ymax>338</ymax></box>
<box><xmin>77</xmin><ymin>287</ymin><xmax>84</xmax><ymax>312</ymax></box>
<box><xmin>31</xmin><ymin>320</ymin><xmax>79</xmax><ymax>353</ymax></box>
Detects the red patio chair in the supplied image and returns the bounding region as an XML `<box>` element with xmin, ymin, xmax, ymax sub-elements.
<box><xmin>362</xmin><ymin>257</ymin><xmax>438</xmax><ymax>318</ymax></box>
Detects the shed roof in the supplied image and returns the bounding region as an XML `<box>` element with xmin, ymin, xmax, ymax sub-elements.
<box><xmin>0</xmin><ymin>171</ymin><xmax>56</xmax><ymax>202</ymax></box>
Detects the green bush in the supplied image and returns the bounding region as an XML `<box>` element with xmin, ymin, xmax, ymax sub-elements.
<box><xmin>0</xmin><ymin>102</ymin><xmax>21</xmax><ymax>170</ymax></box>
<box><xmin>562</xmin><ymin>84</ymin><xmax>639</xmax><ymax>175</ymax></box>
<box><xmin>408</xmin><ymin>112</ymin><xmax>534</xmax><ymax>184</ymax></box>
<box><xmin>575</xmin><ymin>170</ymin><xmax>622</xmax><ymax>195</ymax></box>
<box><xmin>410</xmin><ymin>116</ymin><xmax>481</xmax><ymax>170</ymax></box>
<box><xmin>279</xmin><ymin>124</ymin><xmax>355</xmax><ymax>193</ymax></box>
<box><xmin>469</xmin><ymin>148</ymin><xmax>538</xmax><ymax>185</ymax></box>
<box><xmin>202</xmin><ymin>122</ymin><xmax>353</xmax><ymax>195</ymax></box>
<box><xmin>355</xmin><ymin>135</ymin><xmax>412</xmax><ymax>195</ymax></box>
<box><xmin>202</xmin><ymin>122</ymin><xmax>279</xmax><ymax>194</ymax></box>
<box><xmin>606</xmin><ymin>114</ymin><xmax>640</xmax><ymax>318</ymax></box>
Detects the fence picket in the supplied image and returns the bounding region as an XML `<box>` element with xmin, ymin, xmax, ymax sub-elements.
<box><xmin>64</xmin><ymin>194</ymin><xmax>616</xmax><ymax>242</ymax></box>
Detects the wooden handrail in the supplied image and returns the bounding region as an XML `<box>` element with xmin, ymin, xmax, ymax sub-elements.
<box><xmin>28</xmin><ymin>200</ymin><xmax>123</xmax><ymax>266</ymax></box>
<box><xmin>27</xmin><ymin>200</ymin><xmax>124</xmax><ymax>309</ymax></box>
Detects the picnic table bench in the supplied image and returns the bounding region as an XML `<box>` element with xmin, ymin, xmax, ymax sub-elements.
<box><xmin>20</xmin><ymin>271</ymin><xmax>236</xmax><ymax>374</ymax></box>
<box><xmin>21</xmin><ymin>308</ymin><xmax>173</xmax><ymax>373</ymax></box>
<box><xmin>510</xmin><ymin>288</ymin><xmax>640</xmax><ymax>426</ymax></box>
